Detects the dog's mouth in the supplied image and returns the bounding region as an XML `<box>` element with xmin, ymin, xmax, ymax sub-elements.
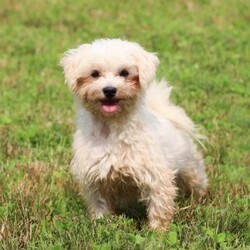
<box><xmin>101</xmin><ymin>99</ymin><xmax>120</xmax><ymax>114</ymax></box>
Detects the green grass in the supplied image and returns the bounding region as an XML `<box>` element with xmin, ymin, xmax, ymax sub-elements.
<box><xmin>0</xmin><ymin>0</ymin><xmax>249</xmax><ymax>249</ymax></box>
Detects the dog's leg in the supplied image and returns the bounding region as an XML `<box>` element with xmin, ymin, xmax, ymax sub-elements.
<box><xmin>83</xmin><ymin>188</ymin><xmax>110</xmax><ymax>218</ymax></box>
<box><xmin>176</xmin><ymin>168</ymin><xmax>208</xmax><ymax>199</ymax></box>
<box><xmin>140</xmin><ymin>169</ymin><xmax>177</xmax><ymax>231</ymax></box>
<box><xmin>176</xmin><ymin>155</ymin><xmax>208</xmax><ymax>199</ymax></box>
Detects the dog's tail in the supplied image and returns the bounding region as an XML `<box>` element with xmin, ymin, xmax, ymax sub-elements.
<box><xmin>145</xmin><ymin>80</ymin><xmax>205</xmax><ymax>144</ymax></box>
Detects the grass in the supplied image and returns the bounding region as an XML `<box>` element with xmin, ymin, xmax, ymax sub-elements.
<box><xmin>0</xmin><ymin>0</ymin><xmax>249</xmax><ymax>249</ymax></box>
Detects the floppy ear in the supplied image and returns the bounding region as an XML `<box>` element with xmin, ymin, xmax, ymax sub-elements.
<box><xmin>134</xmin><ymin>48</ymin><xmax>159</xmax><ymax>88</ymax></box>
<box><xmin>60</xmin><ymin>44</ymin><xmax>90</xmax><ymax>90</ymax></box>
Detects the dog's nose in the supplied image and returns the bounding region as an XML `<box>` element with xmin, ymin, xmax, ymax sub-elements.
<box><xmin>102</xmin><ymin>86</ymin><xmax>117</xmax><ymax>99</ymax></box>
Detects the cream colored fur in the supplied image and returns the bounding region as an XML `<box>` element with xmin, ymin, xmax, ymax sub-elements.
<box><xmin>61</xmin><ymin>38</ymin><xmax>208</xmax><ymax>231</ymax></box>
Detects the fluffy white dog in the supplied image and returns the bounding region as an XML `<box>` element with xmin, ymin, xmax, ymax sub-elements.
<box><xmin>61</xmin><ymin>39</ymin><xmax>208</xmax><ymax>231</ymax></box>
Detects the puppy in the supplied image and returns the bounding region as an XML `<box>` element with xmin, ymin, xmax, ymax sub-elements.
<box><xmin>60</xmin><ymin>39</ymin><xmax>208</xmax><ymax>231</ymax></box>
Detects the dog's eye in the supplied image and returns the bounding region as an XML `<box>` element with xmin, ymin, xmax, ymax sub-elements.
<box><xmin>91</xmin><ymin>70</ymin><xmax>100</xmax><ymax>78</ymax></box>
<box><xmin>119</xmin><ymin>69</ymin><xmax>129</xmax><ymax>77</ymax></box>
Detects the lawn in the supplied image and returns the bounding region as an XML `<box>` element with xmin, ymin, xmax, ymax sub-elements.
<box><xmin>0</xmin><ymin>0</ymin><xmax>249</xmax><ymax>249</ymax></box>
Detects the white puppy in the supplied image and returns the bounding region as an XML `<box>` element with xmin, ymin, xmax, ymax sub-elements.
<box><xmin>61</xmin><ymin>39</ymin><xmax>208</xmax><ymax>231</ymax></box>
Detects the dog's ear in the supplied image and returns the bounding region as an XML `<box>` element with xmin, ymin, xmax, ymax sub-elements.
<box><xmin>60</xmin><ymin>44</ymin><xmax>90</xmax><ymax>90</ymax></box>
<box><xmin>133</xmin><ymin>48</ymin><xmax>159</xmax><ymax>88</ymax></box>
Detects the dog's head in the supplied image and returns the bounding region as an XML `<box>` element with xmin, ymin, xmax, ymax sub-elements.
<box><xmin>61</xmin><ymin>39</ymin><xmax>159</xmax><ymax>118</ymax></box>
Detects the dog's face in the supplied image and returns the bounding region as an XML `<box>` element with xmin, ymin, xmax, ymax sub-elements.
<box><xmin>61</xmin><ymin>39</ymin><xmax>159</xmax><ymax>118</ymax></box>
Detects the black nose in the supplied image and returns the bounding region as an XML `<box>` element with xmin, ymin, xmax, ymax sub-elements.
<box><xmin>102</xmin><ymin>86</ymin><xmax>117</xmax><ymax>99</ymax></box>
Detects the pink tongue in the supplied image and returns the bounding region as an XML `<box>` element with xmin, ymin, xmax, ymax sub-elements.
<box><xmin>102</xmin><ymin>103</ymin><xmax>118</xmax><ymax>113</ymax></box>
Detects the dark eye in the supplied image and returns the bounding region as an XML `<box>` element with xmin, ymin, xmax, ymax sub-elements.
<box><xmin>119</xmin><ymin>69</ymin><xmax>129</xmax><ymax>77</ymax></box>
<box><xmin>91</xmin><ymin>70</ymin><xmax>100</xmax><ymax>78</ymax></box>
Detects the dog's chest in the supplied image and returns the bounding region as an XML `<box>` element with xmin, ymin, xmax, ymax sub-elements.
<box><xmin>91</xmin><ymin>126</ymin><xmax>149</xmax><ymax>178</ymax></box>
<box><xmin>98</xmin><ymin>139</ymin><xmax>138</xmax><ymax>177</ymax></box>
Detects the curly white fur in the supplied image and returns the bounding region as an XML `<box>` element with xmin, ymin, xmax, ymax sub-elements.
<box><xmin>61</xmin><ymin>38</ymin><xmax>208</xmax><ymax>231</ymax></box>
